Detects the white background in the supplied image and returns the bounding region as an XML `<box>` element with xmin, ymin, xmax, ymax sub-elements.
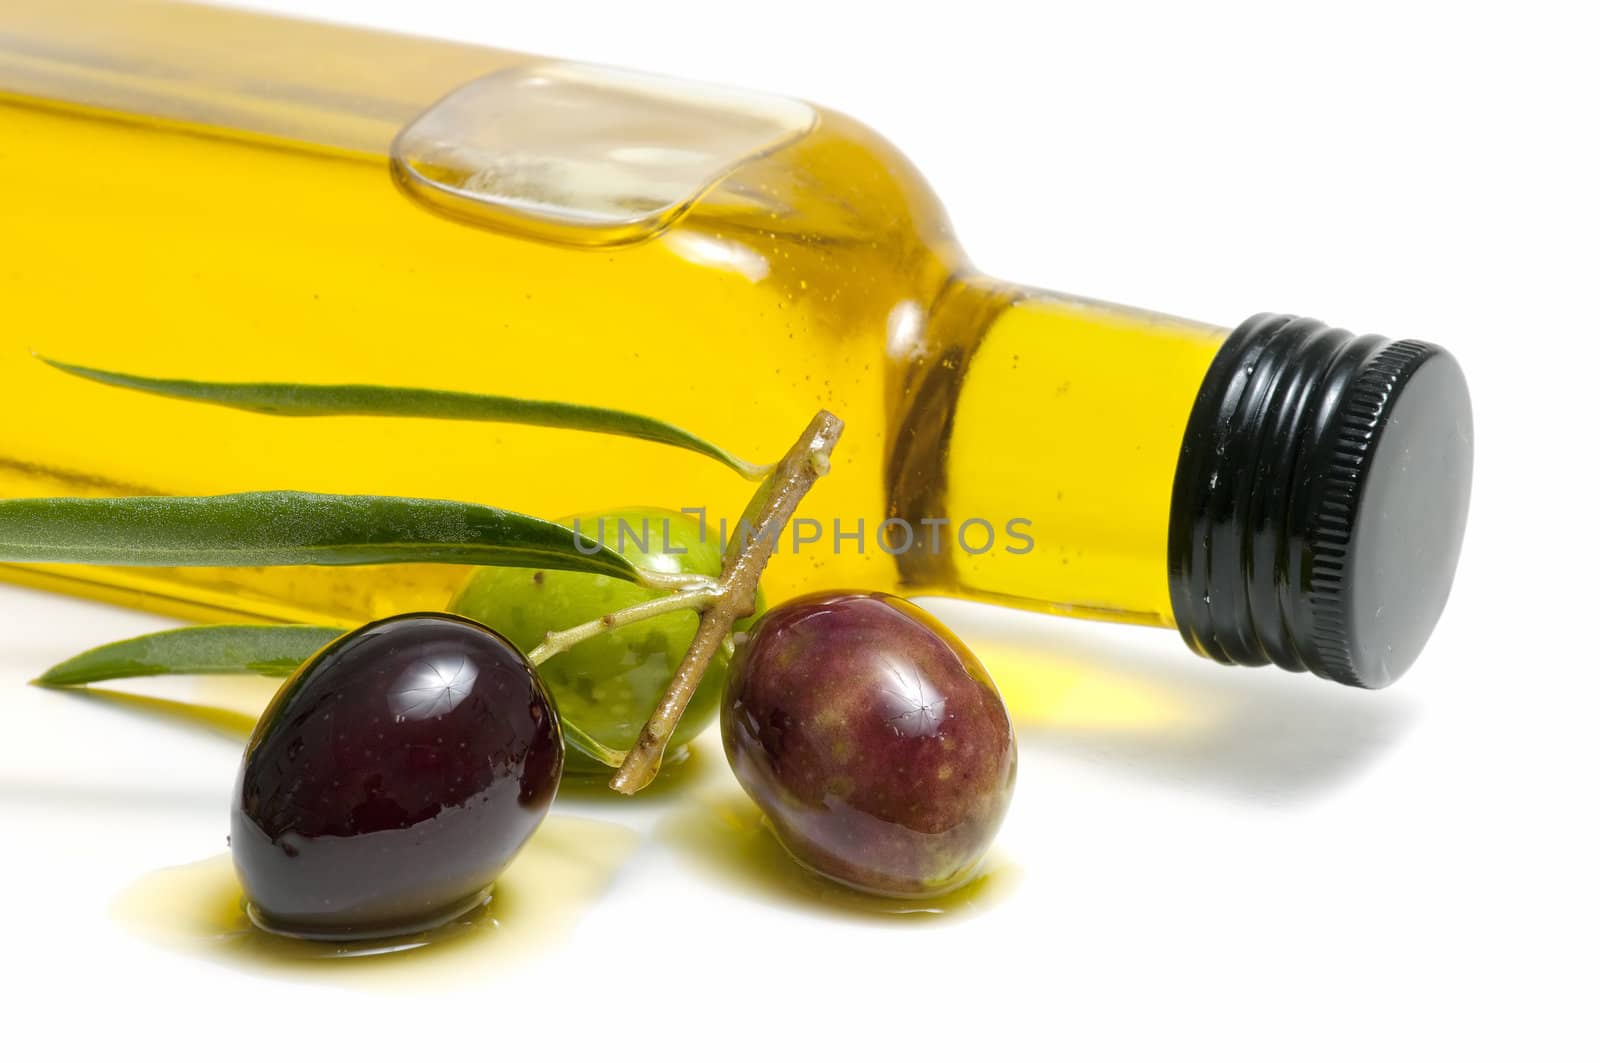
<box><xmin>2</xmin><ymin>1</ymin><xmax>1595</xmax><ymax>1059</ymax></box>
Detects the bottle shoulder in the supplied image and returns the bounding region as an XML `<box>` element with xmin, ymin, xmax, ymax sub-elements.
<box><xmin>691</xmin><ymin>106</ymin><xmax>960</xmax><ymax>264</ymax></box>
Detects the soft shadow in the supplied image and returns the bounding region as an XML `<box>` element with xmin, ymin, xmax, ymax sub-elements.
<box><xmin>656</xmin><ymin>787</ymin><xmax>1018</xmax><ymax>923</ymax></box>
<box><xmin>954</xmin><ymin>617</ymin><xmax>1419</xmax><ymax>804</ymax></box>
<box><xmin>0</xmin><ymin>777</ymin><xmax>221</xmax><ymax>816</ymax></box>
<box><xmin>113</xmin><ymin>815</ymin><xmax>640</xmax><ymax>987</ymax></box>
<box><xmin>42</xmin><ymin>687</ymin><xmax>258</xmax><ymax>743</ymax></box>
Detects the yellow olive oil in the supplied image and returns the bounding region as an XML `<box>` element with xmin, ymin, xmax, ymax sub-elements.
<box><xmin>113</xmin><ymin>815</ymin><xmax>640</xmax><ymax>984</ymax></box>
<box><xmin>654</xmin><ymin>787</ymin><xmax>1018</xmax><ymax>919</ymax></box>
<box><xmin>0</xmin><ymin>0</ymin><xmax>1220</xmax><ymax>629</ymax></box>
<box><xmin>0</xmin><ymin>1</ymin><xmax>1472</xmax><ymax>691</ymax></box>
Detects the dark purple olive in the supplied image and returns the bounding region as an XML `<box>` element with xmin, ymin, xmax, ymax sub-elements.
<box><xmin>231</xmin><ymin>612</ymin><xmax>562</xmax><ymax>940</ymax></box>
<box><xmin>722</xmin><ymin>591</ymin><xmax>1016</xmax><ymax>898</ymax></box>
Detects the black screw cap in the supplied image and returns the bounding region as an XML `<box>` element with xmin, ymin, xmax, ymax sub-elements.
<box><xmin>1168</xmin><ymin>313</ymin><xmax>1473</xmax><ymax>688</ymax></box>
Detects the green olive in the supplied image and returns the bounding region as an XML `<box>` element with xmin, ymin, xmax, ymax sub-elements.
<box><xmin>448</xmin><ymin>506</ymin><xmax>757</xmax><ymax>773</ymax></box>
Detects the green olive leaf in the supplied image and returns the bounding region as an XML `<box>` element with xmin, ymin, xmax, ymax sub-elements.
<box><xmin>34</xmin><ymin>624</ymin><xmax>347</xmax><ymax>686</ymax></box>
<box><xmin>34</xmin><ymin>621</ymin><xmax>632</xmax><ymax>767</ymax></box>
<box><xmin>0</xmin><ymin>490</ymin><xmax>642</xmax><ymax>582</ymax></box>
<box><xmin>40</xmin><ymin>358</ymin><xmax>768</xmax><ymax>480</ymax></box>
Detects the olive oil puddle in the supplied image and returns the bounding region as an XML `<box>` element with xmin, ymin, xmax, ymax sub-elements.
<box><xmin>113</xmin><ymin>815</ymin><xmax>639</xmax><ymax>986</ymax></box>
<box><xmin>657</xmin><ymin>789</ymin><xmax>1018</xmax><ymax>920</ymax></box>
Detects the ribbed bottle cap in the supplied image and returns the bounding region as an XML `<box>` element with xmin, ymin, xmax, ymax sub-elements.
<box><xmin>1168</xmin><ymin>313</ymin><xmax>1473</xmax><ymax>688</ymax></box>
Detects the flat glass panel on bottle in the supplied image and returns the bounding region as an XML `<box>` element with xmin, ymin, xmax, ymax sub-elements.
<box><xmin>393</xmin><ymin>62</ymin><xmax>815</xmax><ymax>245</ymax></box>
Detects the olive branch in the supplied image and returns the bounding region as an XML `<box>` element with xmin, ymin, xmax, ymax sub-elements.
<box><xmin>4</xmin><ymin>360</ymin><xmax>842</xmax><ymax>793</ymax></box>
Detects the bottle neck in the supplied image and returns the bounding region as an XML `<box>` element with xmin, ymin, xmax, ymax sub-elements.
<box><xmin>889</xmin><ymin>283</ymin><xmax>1226</xmax><ymax>627</ymax></box>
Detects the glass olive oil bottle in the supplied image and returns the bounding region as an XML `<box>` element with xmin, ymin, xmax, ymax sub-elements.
<box><xmin>0</xmin><ymin>0</ymin><xmax>1472</xmax><ymax>687</ymax></box>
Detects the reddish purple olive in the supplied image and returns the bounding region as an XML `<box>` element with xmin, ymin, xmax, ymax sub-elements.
<box><xmin>722</xmin><ymin>591</ymin><xmax>1016</xmax><ymax>898</ymax></box>
<box><xmin>231</xmin><ymin>612</ymin><xmax>562</xmax><ymax>940</ymax></box>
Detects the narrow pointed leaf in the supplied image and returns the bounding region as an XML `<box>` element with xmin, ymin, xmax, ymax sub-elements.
<box><xmin>36</xmin><ymin>621</ymin><xmax>631</xmax><ymax>766</ymax></box>
<box><xmin>0</xmin><ymin>491</ymin><xmax>639</xmax><ymax>581</ymax></box>
<box><xmin>35</xmin><ymin>624</ymin><xmax>347</xmax><ymax>686</ymax></box>
<box><xmin>41</xmin><ymin>358</ymin><xmax>767</xmax><ymax>479</ymax></box>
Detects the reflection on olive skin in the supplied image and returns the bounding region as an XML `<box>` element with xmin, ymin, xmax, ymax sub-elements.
<box><xmin>881</xmin><ymin>658</ymin><xmax>951</xmax><ymax>737</ymax></box>
<box><xmin>232</xmin><ymin>614</ymin><xmax>563</xmax><ymax>940</ymax></box>
<box><xmin>723</xmin><ymin>593</ymin><xmax>1017</xmax><ymax>900</ymax></box>
<box><xmin>388</xmin><ymin>654</ymin><xmax>480</xmax><ymax>720</ymax></box>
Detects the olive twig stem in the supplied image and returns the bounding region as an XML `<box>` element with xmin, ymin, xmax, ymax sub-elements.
<box><xmin>610</xmin><ymin>409</ymin><xmax>845</xmax><ymax>794</ymax></box>
<box><xmin>635</xmin><ymin>569</ymin><xmax>719</xmax><ymax>593</ymax></box>
<box><xmin>525</xmin><ymin>587</ymin><xmax>719</xmax><ymax>667</ymax></box>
